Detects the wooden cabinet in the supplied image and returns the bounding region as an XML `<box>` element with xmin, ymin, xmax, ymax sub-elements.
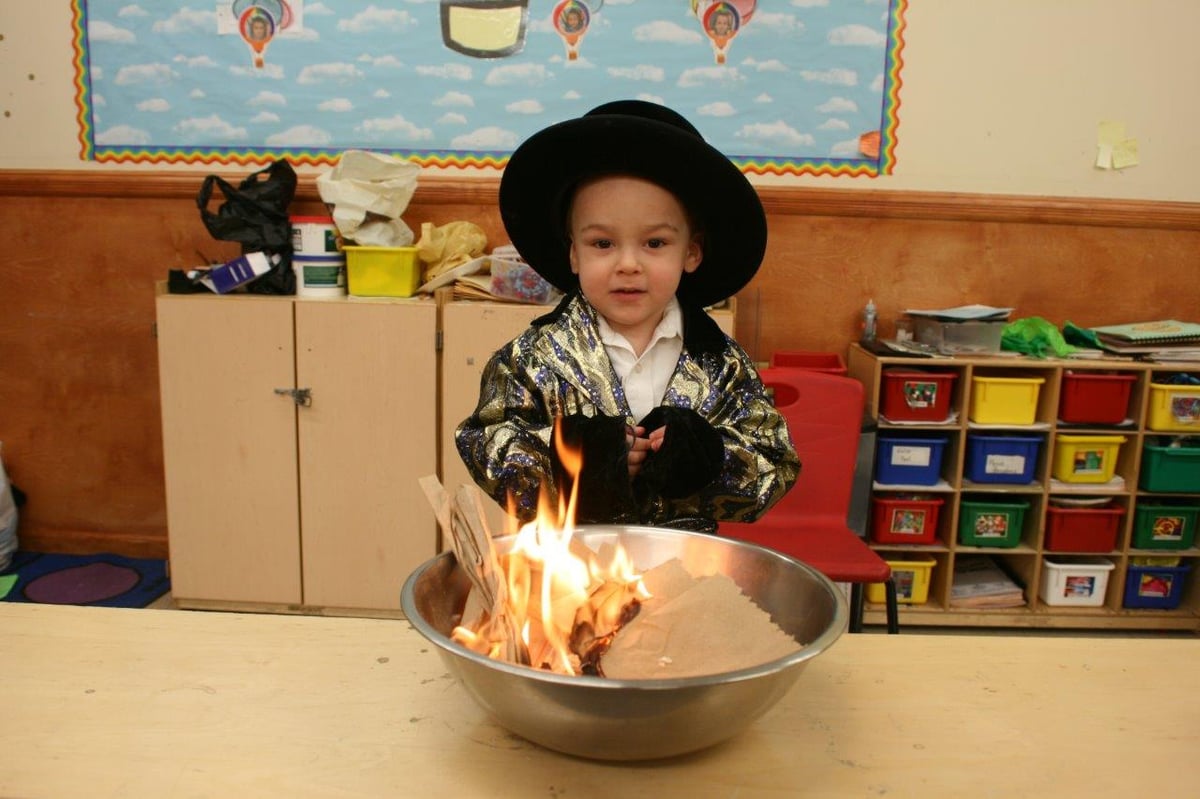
<box><xmin>848</xmin><ymin>343</ymin><xmax>1200</xmax><ymax>631</ymax></box>
<box><xmin>438</xmin><ymin>298</ymin><xmax>737</xmax><ymax>540</ymax></box>
<box><xmin>156</xmin><ymin>287</ymin><xmax>437</xmax><ymax>613</ymax></box>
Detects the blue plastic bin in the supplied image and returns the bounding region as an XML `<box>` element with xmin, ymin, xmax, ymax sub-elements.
<box><xmin>1123</xmin><ymin>563</ymin><xmax>1190</xmax><ymax>610</ymax></box>
<box><xmin>875</xmin><ymin>435</ymin><xmax>949</xmax><ymax>486</ymax></box>
<box><xmin>963</xmin><ymin>433</ymin><xmax>1043</xmax><ymax>484</ymax></box>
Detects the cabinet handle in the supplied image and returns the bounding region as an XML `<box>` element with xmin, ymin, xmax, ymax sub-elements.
<box><xmin>274</xmin><ymin>387</ymin><xmax>312</xmax><ymax>407</ymax></box>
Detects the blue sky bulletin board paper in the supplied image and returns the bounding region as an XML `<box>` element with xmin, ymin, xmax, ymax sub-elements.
<box><xmin>73</xmin><ymin>0</ymin><xmax>906</xmax><ymax>176</ymax></box>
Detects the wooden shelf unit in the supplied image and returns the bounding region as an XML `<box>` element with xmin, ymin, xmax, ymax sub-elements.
<box><xmin>847</xmin><ymin>343</ymin><xmax>1200</xmax><ymax>631</ymax></box>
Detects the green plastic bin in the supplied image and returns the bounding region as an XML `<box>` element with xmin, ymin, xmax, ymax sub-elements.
<box><xmin>1140</xmin><ymin>438</ymin><xmax>1200</xmax><ymax>493</ymax></box>
<box><xmin>1132</xmin><ymin>503</ymin><xmax>1198</xmax><ymax>550</ymax></box>
<box><xmin>958</xmin><ymin>499</ymin><xmax>1029</xmax><ymax>548</ymax></box>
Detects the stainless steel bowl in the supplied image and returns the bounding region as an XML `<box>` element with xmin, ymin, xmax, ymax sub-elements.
<box><xmin>401</xmin><ymin>524</ymin><xmax>847</xmax><ymax>761</ymax></box>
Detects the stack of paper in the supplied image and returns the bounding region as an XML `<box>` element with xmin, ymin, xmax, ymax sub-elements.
<box><xmin>950</xmin><ymin>555</ymin><xmax>1026</xmax><ymax>609</ymax></box>
<box><xmin>1091</xmin><ymin>320</ymin><xmax>1200</xmax><ymax>360</ymax></box>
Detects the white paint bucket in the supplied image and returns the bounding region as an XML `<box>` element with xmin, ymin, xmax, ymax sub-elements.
<box><xmin>290</xmin><ymin>215</ymin><xmax>340</xmax><ymax>255</ymax></box>
<box><xmin>293</xmin><ymin>254</ymin><xmax>346</xmax><ymax>298</ymax></box>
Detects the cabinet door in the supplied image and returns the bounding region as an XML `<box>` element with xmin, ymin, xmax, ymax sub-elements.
<box><xmin>156</xmin><ymin>295</ymin><xmax>302</xmax><ymax>604</ymax></box>
<box><xmin>440</xmin><ymin>301</ymin><xmax>549</xmax><ymax>537</ymax></box>
<box><xmin>296</xmin><ymin>299</ymin><xmax>437</xmax><ymax>610</ymax></box>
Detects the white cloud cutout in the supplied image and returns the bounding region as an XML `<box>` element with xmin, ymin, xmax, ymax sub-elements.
<box><xmin>754</xmin><ymin>93</ymin><xmax>773</xmax><ymax>103</ymax></box>
<box><xmin>818</xmin><ymin>118</ymin><xmax>849</xmax><ymax>131</ymax></box>
<box><xmin>735</xmin><ymin>120</ymin><xmax>815</xmax><ymax>148</ymax></box>
<box><xmin>741</xmin><ymin>58</ymin><xmax>788</xmax><ymax>73</ymax></box>
<box><xmin>319</xmin><ymin>98</ymin><xmax>354</xmax><ymax>112</ymax></box>
<box><xmin>829</xmin><ymin>24</ymin><xmax>885</xmax><ymax>46</ymax></box>
<box><xmin>800</xmin><ymin>68</ymin><xmax>857</xmax><ymax>86</ymax></box>
<box><xmin>817</xmin><ymin>96</ymin><xmax>858</xmax><ymax>113</ymax></box>
<box><xmin>485</xmin><ymin>63</ymin><xmax>552</xmax><ymax>86</ymax></box>
<box><xmin>415</xmin><ymin>63</ymin><xmax>474</xmax><ymax>80</ymax></box>
<box><xmin>607</xmin><ymin>64</ymin><xmax>665</xmax><ymax>82</ymax></box>
<box><xmin>175</xmin><ymin>114</ymin><xmax>248</xmax><ymax>140</ymax></box>
<box><xmin>117</xmin><ymin>5</ymin><xmax>148</xmax><ymax>17</ymax></box>
<box><xmin>113</xmin><ymin>64</ymin><xmax>177</xmax><ymax>85</ymax></box>
<box><xmin>89</xmin><ymin>21</ymin><xmax>136</xmax><ymax>43</ymax></box>
<box><xmin>297</xmin><ymin>63</ymin><xmax>364</xmax><ymax>85</ymax></box>
<box><xmin>266</xmin><ymin>126</ymin><xmax>334</xmax><ymax>146</ymax></box>
<box><xmin>676</xmin><ymin>66</ymin><xmax>745</xmax><ymax>89</ymax></box>
<box><xmin>434</xmin><ymin>91</ymin><xmax>474</xmax><ymax>107</ymax></box>
<box><xmin>830</xmin><ymin>138</ymin><xmax>862</xmax><ymax>157</ymax></box>
<box><xmin>871</xmin><ymin>73</ymin><xmax>885</xmax><ymax>92</ymax></box>
<box><xmin>95</xmin><ymin>124</ymin><xmax>150</xmax><ymax>145</ymax></box>
<box><xmin>248</xmin><ymin>91</ymin><xmax>287</xmax><ymax>107</ymax></box>
<box><xmin>251</xmin><ymin>111</ymin><xmax>280</xmax><ymax>124</ymax></box>
<box><xmin>173</xmin><ymin>54</ymin><xmax>219</xmax><ymax>69</ymax></box>
<box><xmin>632</xmin><ymin>21</ymin><xmax>703</xmax><ymax>44</ymax></box>
<box><xmin>451</xmin><ymin>126</ymin><xmax>520</xmax><ymax>150</ymax></box>
<box><xmin>357</xmin><ymin>115</ymin><xmax>434</xmax><ymax>141</ymax></box>
<box><xmin>338</xmin><ymin>7</ymin><xmax>416</xmax><ymax>33</ymax></box>
<box><xmin>305</xmin><ymin>2</ymin><xmax>334</xmax><ymax>14</ymax></box>
<box><xmin>229</xmin><ymin>63</ymin><xmax>285</xmax><ymax>79</ymax></box>
<box><xmin>136</xmin><ymin>98</ymin><xmax>170</xmax><ymax>112</ymax></box>
<box><xmin>152</xmin><ymin>7</ymin><xmax>214</xmax><ymax>34</ymax></box>
<box><xmin>438</xmin><ymin>112</ymin><xmax>467</xmax><ymax>125</ymax></box>
<box><xmin>750</xmin><ymin>13</ymin><xmax>803</xmax><ymax>34</ymax></box>
<box><xmin>698</xmin><ymin>102</ymin><xmax>736</xmax><ymax>118</ymax></box>
<box><xmin>189</xmin><ymin>89</ymin><xmax>205</xmax><ymax>99</ymax></box>
<box><xmin>790</xmin><ymin>0</ymin><xmax>829</xmax><ymax>7</ymax></box>
<box><xmin>374</xmin><ymin>88</ymin><xmax>391</xmax><ymax>98</ymax></box>
<box><xmin>506</xmin><ymin>99</ymin><xmax>544</xmax><ymax>114</ymax></box>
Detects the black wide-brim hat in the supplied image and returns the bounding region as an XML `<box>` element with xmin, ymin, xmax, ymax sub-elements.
<box><xmin>498</xmin><ymin>100</ymin><xmax>767</xmax><ymax>309</ymax></box>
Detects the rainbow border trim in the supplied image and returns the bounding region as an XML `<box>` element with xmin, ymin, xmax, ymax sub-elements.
<box><xmin>72</xmin><ymin>0</ymin><xmax>906</xmax><ymax>176</ymax></box>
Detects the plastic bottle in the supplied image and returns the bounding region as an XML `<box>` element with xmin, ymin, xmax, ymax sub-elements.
<box><xmin>861</xmin><ymin>298</ymin><xmax>878</xmax><ymax>343</ymax></box>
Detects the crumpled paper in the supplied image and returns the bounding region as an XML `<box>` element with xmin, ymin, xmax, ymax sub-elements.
<box><xmin>415</xmin><ymin>220</ymin><xmax>488</xmax><ymax>282</ymax></box>
<box><xmin>316</xmin><ymin>150</ymin><xmax>419</xmax><ymax>247</ymax></box>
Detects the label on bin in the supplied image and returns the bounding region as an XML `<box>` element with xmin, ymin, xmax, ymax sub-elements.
<box><xmin>974</xmin><ymin>513</ymin><xmax>1010</xmax><ymax>537</ymax></box>
<box><xmin>1071</xmin><ymin>449</ymin><xmax>1105</xmax><ymax>475</ymax></box>
<box><xmin>985</xmin><ymin>454</ymin><xmax>1025</xmax><ymax>474</ymax></box>
<box><xmin>903</xmin><ymin>380</ymin><xmax>938</xmax><ymax>409</ymax></box>
<box><xmin>1063</xmin><ymin>576</ymin><xmax>1097</xmax><ymax>598</ymax></box>
<box><xmin>1151</xmin><ymin>516</ymin><xmax>1184</xmax><ymax>542</ymax></box>
<box><xmin>1169</xmin><ymin>393</ymin><xmax>1200</xmax><ymax>423</ymax></box>
<box><xmin>889</xmin><ymin>509</ymin><xmax>928</xmax><ymax>535</ymax></box>
<box><xmin>890</xmin><ymin>446</ymin><xmax>931</xmax><ymax>467</ymax></box>
<box><xmin>1136</xmin><ymin>573</ymin><xmax>1174</xmax><ymax>598</ymax></box>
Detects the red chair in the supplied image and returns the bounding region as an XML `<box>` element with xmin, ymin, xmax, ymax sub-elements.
<box><xmin>720</xmin><ymin>367</ymin><xmax>899</xmax><ymax>633</ymax></box>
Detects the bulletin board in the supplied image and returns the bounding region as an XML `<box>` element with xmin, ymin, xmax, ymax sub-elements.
<box><xmin>72</xmin><ymin>0</ymin><xmax>907</xmax><ymax>176</ymax></box>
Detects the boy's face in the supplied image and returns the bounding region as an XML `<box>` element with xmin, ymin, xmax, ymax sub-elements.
<box><xmin>568</xmin><ymin>175</ymin><xmax>702</xmax><ymax>351</ymax></box>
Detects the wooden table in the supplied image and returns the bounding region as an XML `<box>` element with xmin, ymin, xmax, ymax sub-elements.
<box><xmin>2</xmin><ymin>604</ymin><xmax>1196</xmax><ymax>798</ymax></box>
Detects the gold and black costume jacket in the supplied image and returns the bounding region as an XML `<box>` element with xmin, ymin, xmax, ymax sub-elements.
<box><xmin>455</xmin><ymin>293</ymin><xmax>799</xmax><ymax>528</ymax></box>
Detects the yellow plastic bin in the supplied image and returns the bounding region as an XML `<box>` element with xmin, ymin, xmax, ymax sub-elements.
<box><xmin>969</xmin><ymin>375</ymin><xmax>1045</xmax><ymax>425</ymax></box>
<box><xmin>1146</xmin><ymin>382</ymin><xmax>1200</xmax><ymax>431</ymax></box>
<box><xmin>344</xmin><ymin>246</ymin><xmax>421</xmax><ymax>297</ymax></box>
<box><xmin>1051</xmin><ymin>434</ymin><xmax>1126</xmax><ymax>484</ymax></box>
<box><xmin>867</xmin><ymin>555</ymin><xmax>935</xmax><ymax>605</ymax></box>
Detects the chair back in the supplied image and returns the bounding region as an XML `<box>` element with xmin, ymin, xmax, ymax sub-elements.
<box><xmin>760</xmin><ymin>367</ymin><xmax>864</xmax><ymax>521</ymax></box>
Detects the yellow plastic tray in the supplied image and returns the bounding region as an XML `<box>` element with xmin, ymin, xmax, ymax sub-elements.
<box><xmin>1147</xmin><ymin>383</ymin><xmax>1200</xmax><ymax>431</ymax></box>
<box><xmin>344</xmin><ymin>246</ymin><xmax>420</xmax><ymax>297</ymax></box>
<box><xmin>1051</xmin><ymin>434</ymin><xmax>1126</xmax><ymax>484</ymax></box>
<box><xmin>969</xmin><ymin>375</ymin><xmax>1045</xmax><ymax>425</ymax></box>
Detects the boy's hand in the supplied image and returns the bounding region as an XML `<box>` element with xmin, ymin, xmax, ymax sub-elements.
<box><xmin>626</xmin><ymin>425</ymin><xmax>666</xmax><ymax>478</ymax></box>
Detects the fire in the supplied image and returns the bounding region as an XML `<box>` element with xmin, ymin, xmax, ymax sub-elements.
<box><xmin>452</xmin><ymin>418</ymin><xmax>650</xmax><ymax>675</ymax></box>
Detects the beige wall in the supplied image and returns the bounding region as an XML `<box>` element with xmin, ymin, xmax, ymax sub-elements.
<box><xmin>1</xmin><ymin>1</ymin><xmax>1198</xmax><ymax>201</ymax></box>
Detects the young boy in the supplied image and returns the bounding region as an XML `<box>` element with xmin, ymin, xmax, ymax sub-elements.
<box><xmin>456</xmin><ymin>100</ymin><xmax>798</xmax><ymax>532</ymax></box>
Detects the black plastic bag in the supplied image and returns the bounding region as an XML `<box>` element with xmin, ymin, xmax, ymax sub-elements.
<box><xmin>196</xmin><ymin>159</ymin><xmax>297</xmax><ymax>294</ymax></box>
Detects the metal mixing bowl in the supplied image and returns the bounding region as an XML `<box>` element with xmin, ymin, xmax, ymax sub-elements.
<box><xmin>401</xmin><ymin>524</ymin><xmax>847</xmax><ymax>761</ymax></box>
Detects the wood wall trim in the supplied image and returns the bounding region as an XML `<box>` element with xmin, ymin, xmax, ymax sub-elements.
<box><xmin>2</xmin><ymin>169</ymin><xmax>1197</xmax><ymax>231</ymax></box>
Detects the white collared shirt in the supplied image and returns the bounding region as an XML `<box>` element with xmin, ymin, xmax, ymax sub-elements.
<box><xmin>597</xmin><ymin>297</ymin><xmax>684</xmax><ymax>422</ymax></box>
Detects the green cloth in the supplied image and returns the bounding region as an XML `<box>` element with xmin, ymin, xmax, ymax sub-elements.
<box><xmin>1001</xmin><ymin>317</ymin><xmax>1078</xmax><ymax>359</ymax></box>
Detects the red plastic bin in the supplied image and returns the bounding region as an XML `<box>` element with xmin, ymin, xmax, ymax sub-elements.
<box><xmin>769</xmin><ymin>351</ymin><xmax>847</xmax><ymax>375</ymax></box>
<box><xmin>870</xmin><ymin>494</ymin><xmax>944</xmax><ymax>544</ymax></box>
<box><xmin>1058</xmin><ymin>371</ymin><xmax>1137</xmax><ymax>425</ymax></box>
<box><xmin>879</xmin><ymin>369</ymin><xmax>958</xmax><ymax>423</ymax></box>
<box><xmin>1044</xmin><ymin>503</ymin><xmax>1125</xmax><ymax>552</ymax></box>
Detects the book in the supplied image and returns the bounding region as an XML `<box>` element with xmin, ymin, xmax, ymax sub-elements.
<box><xmin>950</xmin><ymin>555</ymin><xmax>1026</xmax><ymax>609</ymax></box>
<box><xmin>1090</xmin><ymin>319</ymin><xmax>1200</xmax><ymax>343</ymax></box>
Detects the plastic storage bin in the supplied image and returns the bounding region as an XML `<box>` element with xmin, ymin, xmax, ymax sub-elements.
<box><xmin>879</xmin><ymin>369</ymin><xmax>958</xmax><ymax>423</ymax></box>
<box><xmin>968</xmin><ymin>375</ymin><xmax>1045</xmax><ymax>425</ymax></box>
<box><xmin>914</xmin><ymin>319</ymin><xmax>1004</xmax><ymax>354</ymax></box>
<box><xmin>1038</xmin><ymin>557</ymin><xmax>1114</xmax><ymax>607</ymax></box>
<box><xmin>769</xmin><ymin>351</ymin><xmax>847</xmax><ymax>375</ymax></box>
<box><xmin>1131</xmin><ymin>502</ymin><xmax>1198</xmax><ymax>550</ymax></box>
<box><xmin>1051</xmin><ymin>434</ymin><xmax>1126</xmax><ymax>484</ymax></box>
<box><xmin>963</xmin><ymin>433</ymin><xmax>1042</xmax><ymax>484</ymax></box>
<box><xmin>875</xmin><ymin>435</ymin><xmax>949</xmax><ymax>486</ymax></box>
<box><xmin>1146</xmin><ymin>382</ymin><xmax>1200</xmax><ymax>431</ymax></box>
<box><xmin>1139</xmin><ymin>437</ymin><xmax>1200</xmax><ymax>492</ymax></box>
<box><xmin>1123</xmin><ymin>561</ymin><xmax>1191</xmax><ymax>609</ymax></box>
<box><xmin>344</xmin><ymin>246</ymin><xmax>420</xmax><ymax>297</ymax></box>
<box><xmin>870</xmin><ymin>495</ymin><xmax>944</xmax><ymax>544</ymax></box>
<box><xmin>1044</xmin><ymin>503</ymin><xmax>1124</xmax><ymax>552</ymax></box>
<box><xmin>958</xmin><ymin>498</ymin><xmax>1029</xmax><ymax>548</ymax></box>
<box><xmin>866</xmin><ymin>555</ymin><xmax>936</xmax><ymax>604</ymax></box>
<box><xmin>1057</xmin><ymin>371</ymin><xmax>1137</xmax><ymax>424</ymax></box>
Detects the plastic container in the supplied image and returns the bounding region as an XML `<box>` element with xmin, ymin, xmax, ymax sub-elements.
<box><xmin>1139</xmin><ymin>437</ymin><xmax>1200</xmax><ymax>493</ymax></box>
<box><xmin>1051</xmin><ymin>434</ymin><xmax>1126</xmax><ymax>484</ymax></box>
<box><xmin>879</xmin><ymin>369</ymin><xmax>957</xmax><ymax>423</ymax></box>
<box><xmin>866</xmin><ymin>555</ymin><xmax>936</xmax><ymax>604</ymax></box>
<box><xmin>914</xmin><ymin>319</ymin><xmax>1004</xmax><ymax>355</ymax></box>
<box><xmin>1122</xmin><ymin>561</ymin><xmax>1191</xmax><ymax>609</ymax></box>
<box><xmin>292</xmin><ymin>254</ymin><xmax>347</xmax><ymax>298</ymax></box>
<box><xmin>1044</xmin><ymin>503</ymin><xmax>1124</xmax><ymax>552</ymax></box>
<box><xmin>290</xmin><ymin>215</ymin><xmax>340</xmax><ymax>255</ymax></box>
<box><xmin>1038</xmin><ymin>557</ymin><xmax>1114</xmax><ymax>607</ymax></box>
<box><xmin>958</xmin><ymin>498</ymin><xmax>1029</xmax><ymax>548</ymax></box>
<box><xmin>1146</xmin><ymin>382</ymin><xmax>1200</xmax><ymax>431</ymax></box>
<box><xmin>1057</xmin><ymin>371</ymin><xmax>1137</xmax><ymax>424</ymax></box>
<box><xmin>968</xmin><ymin>375</ymin><xmax>1045</xmax><ymax>425</ymax></box>
<box><xmin>875</xmin><ymin>435</ymin><xmax>949</xmax><ymax>486</ymax></box>
<box><xmin>963</xmin><ymin>433</ymin><xmax>1042</xmax><ymax>484</ymax></box>
<box><xmin>769</xmin><ymin>351</ymin><xmax>847</xmax><ymax>375</ymax></box>
<box><xmin>1131</xmin><ymin>502</ymin><xmax>1198</xmax><ymax>550</ymax></box>
<box><xmin>344</xmin><ymin>246</ymin><xmax>420</xmax><ymax>297</ymax></box>
<box><xmin>870</xmin><ymin>495</ymin><xmax>944</xmax><ymax>544</ymax></box>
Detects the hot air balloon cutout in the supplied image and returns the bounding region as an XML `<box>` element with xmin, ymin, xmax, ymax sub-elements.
<box><xmin>553</xmin><ymin>0</ymin><xmax>602</xmax><ymax>62</ymax></box>
<box><xmin>232</xmin><ymin>0</ymin><xmax>294</xmax><ymax>69</ymax></box>
<box><xmin>694</xmin><ymin>0</ymin><xmax>755</xmax><ymax>65</ymax></box>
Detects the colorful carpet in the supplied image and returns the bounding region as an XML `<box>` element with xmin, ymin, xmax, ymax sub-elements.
<box><xmin>0</xmin><ymin>550</ymin><xmax>170</xmax><ymax>608</ymax></box>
